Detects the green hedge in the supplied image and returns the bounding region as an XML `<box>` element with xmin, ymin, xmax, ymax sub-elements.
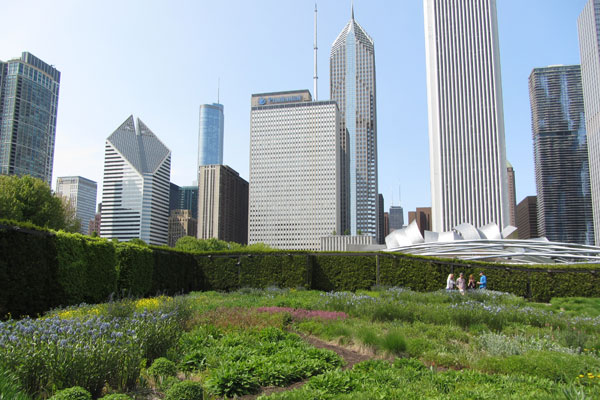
<box><xmin>0</xmin><ymin>223</ymin><xmax>60</xmax><ymax>318</ymax></box>
<box><xmin>55</xmin><ymin>232</ymin><xmax>116</xmax><ymax>304</ymax></box>
<box><xmin>115</xmin><ymin>243</ymin><xmax>154</xmax><ymax>297</ymax></box>
<box><xmin>1</xmin><ymin>220</ymin><xmax>600</xmax><ymax>317</ymax></box>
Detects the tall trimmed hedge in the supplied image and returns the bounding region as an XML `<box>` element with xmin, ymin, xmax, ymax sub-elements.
<box><xmin>2</xmin><ymin>220</ymin><xmax>600</xmax><ymax>317</ymax></box>
<box><xmin>55</xmin><ymin>232</ymin><xmax>116</xmax><ymax>304</ymax></box>
<box><xmin>0</xmin><ymin>224</ymin><xmax>60</xmax><ymax>318</ymax></box>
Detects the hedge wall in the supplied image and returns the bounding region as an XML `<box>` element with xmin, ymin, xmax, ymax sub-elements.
<box><xmin>2</xmin><ymin>221</ymin><xmax>600</xmax><ymax>318</ymax></box>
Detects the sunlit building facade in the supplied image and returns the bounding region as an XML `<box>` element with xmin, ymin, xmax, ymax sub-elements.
<box><xmin>330</xmin><ymin>8</ymin><xmax>379</xmax><ymax>240</ymax></box>
<box><xmin>101</xmin><ymin>116</ymin><xmax>171</xmax><ymax>245</ymax></box>
<box><xmin>56</xmin><ymin>176</ymin><xmax>97</xmax><ymax>235</ymax></box>
<box><xmin>424</xmin><ymin>0</ymin><xmax>509</xmax><ymax>232</ymax></box>
<box><xmin>0</xmin><ymin>52</ymin><xmax>60</xmax><ymax>185</ymax></box>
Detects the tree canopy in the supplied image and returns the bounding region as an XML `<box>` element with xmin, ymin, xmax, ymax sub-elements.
<box><xmin>0</xmin><ymin>175</ymin><xmax>80</xmax><ymax>232</ymax></box>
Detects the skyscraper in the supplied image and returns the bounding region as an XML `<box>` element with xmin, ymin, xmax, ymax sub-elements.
<box><xmin>198</xmin><ymin>103</ymin><xmax>224</xmax><ymax>167</ymax></box>
<box><xmin>169</xmin><ymin>184</ymin><xmax>198</xmax><ymax>220</ymax></box>
<box><xmin>101</xmin><ymin>116</ymin><xmax>171</xmax><ymax>245</ymax></box>
<box><xmin>529</xmin><ymin>65</ymin><xmax>594</xmax><ymax>245</ymax></box>
<box><xmin>198</xmin><ymin>164</ymin><xmax>248</xmax><ymax>244</ymax></box>
<box><xmin>249</xmin><ymin>90</ymin><xmax>347</xmax><ymax>250</ymax></box>
<box><xmin>389</xmin><ymin>206</ymin><xmax>404</xmax><ymax>231</ymax></box>
<box><xmin>0</xmin><ymin>52</ymin><xmax>60</xmax><ymax>186</ymax></box>
<box><xmin>55</xmin><ymin>176</ymin><xmax>97</xmax><ymax>235</ymax></box>
<box><xmin>507</xmin><ymin>161</ymin><xmax>516</xmax><ymax>227</ymax></box>
<box><xmin>424</xmin><ymin>0</ymin><xmax>509</xmax><ymax>232</ymax></box>
<box><xmin>516</xmin><ymin>196</ymin><xmax>538</xmax><ymax>240</ymax></box>
<box><xmin>578</xmin><ymin>0</ymin><xmax>600</xmax><ymax>245</ymax></box>
<box><xmin>330</xmin><ymin>7</ymin><xmax>379</xmax><ymax>240</ymax></box>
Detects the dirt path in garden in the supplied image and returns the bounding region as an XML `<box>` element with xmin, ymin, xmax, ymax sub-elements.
<box><xmin>238</xmin><ymin>334</ymin><xmax>374</xmax><ymax>399</ymax></box>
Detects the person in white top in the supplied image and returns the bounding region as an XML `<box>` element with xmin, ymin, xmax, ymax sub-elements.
<box><xmin>456</xmin><ymin>272</ymin><xmax>466</xmax><ymax>295</ymax></box>
<box><xmin>446</xmin><ymin>273</ymin><xmax>455</xmax><ymax>291</ymax></box>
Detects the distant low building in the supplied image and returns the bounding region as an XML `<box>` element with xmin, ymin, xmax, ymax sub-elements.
<box><xmin>168</xmin><ymin>209</ymin><xmax>197</xmax><ymax>247</ymax></box>
<box><xmin>320</xmin><ymin>235</ymin><xmax>378</xmax><ymax>251</ymax></box>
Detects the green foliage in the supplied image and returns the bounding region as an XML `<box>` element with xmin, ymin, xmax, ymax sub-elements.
<box><xmin>49</xmin><ymin>386</ymin><xmax>92</xmax><ymax>400</ymax></box>
<box><xmin>115</xmin><ymin>242</ymin><xmax>154</xmax><ymax>296</ymax></box>
<box><xmin>55</xmin><ymin>231</ymin><xmax>116</xmax><ymax>304</ymax></box>
<box><xmin>549</xmin><ymin>297</ymin><xmax>600</xmax><ymax>317</ymax></box>
<box><xmin>147</xmin><ymin>357</ymin><xmax>177</xmax><ymax>379</ymax></box>
<box><xmin>380</xmin><ymin>329</ymin><xmax>407</xmax><ymax>355</ymax></box>
<box><xmin>0</xmin><ymin>367</ymin><xmax>31</xmax><ymax>400</ymax></box>
<box><xmin>151</xmin><ymin>248</ymin><xmax>201</xmax><ymax>295</ymax></box>
<box><xmin>174</xmin><ymin>236</ymin><xmax>230</xmax><ymax>252</ymax></box>
<box><xmin>239</xmin><ymin>254</ymin><xmax>310</xmax><ymax>289</ymax></box>
<box><xmin>0</xmin><ymin>223</ymin><xmax>60</xmax><ymax>318</ymax></box>
<box><xmin>313</xmin><ymin>255</ymin><xmax>375</xmax><ymax>291</ymax></box>
<box><xmin>0</xmin><ymin>175</ymin><xmax>77</xmax><ymax>231</ymax></box>
<box><xmin>164</xmin><ymin>380</ymin><xmax>204</xmax><ymax>400</ymax></box>
<box><xmin>98</xmin><ymin>394</ymin><xmax>133</xmax><ymax>400</ymax></box>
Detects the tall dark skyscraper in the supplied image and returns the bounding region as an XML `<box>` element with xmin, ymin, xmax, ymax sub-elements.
<box><xmin>330</xmin><ymin>7</ymin><xmax>379</xmax><ymax>240</ymax></box>
<box><xmin>529</xmin><ymin>65</ymin><xmax>594</xmax><ymax>245</ymax></box>
<box><xmin>0</xmin><ymin>52</ymin><xmax>60</xmax><ymax>186</ymax></box>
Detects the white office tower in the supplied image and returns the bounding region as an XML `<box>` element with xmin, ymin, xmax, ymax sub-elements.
<box><xmin>330</xmin><ymin>7</ymin><xmax>379</xmax><ymax>240</ymax></box>
<box><xmin>55</xmin><ymin>176</ymin><xmax>97</xmax><ymax>235</ymax></box>
<box><xmin>249</xmin><ymin>90</ymin><xmax>346</xmax><ymax>250</ymax></box>
<box><xmin>101</xmin><ymin>116</ymin><xmax>171</xmax><ymax>245</ymax></box>
<box><xmin>424</xmin><ymin>0</ymin><xmax>509</xmax><ymax>232</ymax></box>
<box><xmin>578</xmin><ymin>0</ymin><xmax>600</xmax><ymax>246</ymax></box>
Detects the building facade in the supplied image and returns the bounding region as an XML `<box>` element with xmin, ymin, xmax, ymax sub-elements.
<box><xmin>529</xmin><ymin>65</ymin><xmax>594</xmax><ymax>245</ymax></box>
<box><xmin>55</xmin><ymin>176</ymin><xmax>97</xmax><ymax>235</ymax></box>
<box><xmin>168</xmin><ymin>209</ymin><xmax>197</xmax><ymax>247</ymax></box>
<box><xmin>249</xmin><ymin>90</ymin><xmax>347</xmax><ymax>250</ymax></box>
<box><xmin>516</xmin><ymin>196</ymin><xmax>538</xmax><ymax>240</ymax></box>
<box><xmin>578</xmin><ymin>0</ymin><xmax>600</xmax><ymax>245</ymax></box>
<box><xmin>507</xmin><ymin>161</ymin><xmax>516</xmax><ymax>227</ymax></box>
<box><xmin>408</xmin><ymin>207</ymin><xmax>432</xmax><ymax>237</ymax></box>
<box><xmin>170</xmin><ymin>183</ymin><xmax>198</xmax><ymax>220</ymax></box>
<box><xmin>389</xmin><ymin>206</ymin><xmax>404</xmax><ymax>231</ymax></box>
<box><xmin>0</xmin><ymin>52</ymin><xmax>60</xmax><ymax>185</ymax></box>
<box><xmin>320</xmin><ymin>235</ymin><xmax>376</xmax><ymax>252</ymax></box>
<box><xmin>424</xmin><ymin>0</ymin><xmax>509</xmax><ymax>232</ymax></box>
<box><xmin>100</xmin><ymin>116</ymin><xmax>171</xmax><ymax>245</ymax></box>
<box><xmin>330</xmin><ymin>8</ymin><xmax>379</xmax><ymax>240</ymax></box>
<box><xmin>88</xmin><ymin>203</ymin><xmax>101</xmax><ymax>236</ymax></box>
<box><xmin>198</xmin><ymin>103</ymin><xmax>224</xmax><ymax>167</ymax></box>
<box><xmin>198</xmin><ymin>164</ymin><xmax>248</xmax><ymax>244</ymax></box>
<box><xmin>377</xmin><ymin>194</ymin><xmax>385</xmax><ymax>244</ymax></box>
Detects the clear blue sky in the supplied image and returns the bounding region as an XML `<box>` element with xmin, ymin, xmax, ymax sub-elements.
<box><xmin>0</xmin><ymin>0</ymin><xmax>588</xmax><ymax>222</ymax></box>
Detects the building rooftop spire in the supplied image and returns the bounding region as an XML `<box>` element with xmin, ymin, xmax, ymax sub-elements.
<box><xmin>351</xmin><ymin>1</ymin><xmax>354</xmax><ymax>20</ymax></box>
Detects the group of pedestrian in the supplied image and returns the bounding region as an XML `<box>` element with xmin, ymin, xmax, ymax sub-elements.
<box><xmin>446</xmin><ymin>272</ymin><xmax>486</xmax><ymax>295</ymax></box>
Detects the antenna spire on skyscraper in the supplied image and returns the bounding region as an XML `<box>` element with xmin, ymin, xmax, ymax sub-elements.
<box><xmin>314</xmin><ymin>3</ymin><xmax>318</xmax><ymax>101</ymax></box>
<box><xmin>351</xmin><ymin>1</ymin><xmax>354</xmax><ymax>20</ymax></box>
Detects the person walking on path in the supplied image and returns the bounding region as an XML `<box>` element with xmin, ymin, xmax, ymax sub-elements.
<box><xmin>456</xmin><ymin>273</ymin><xmax>466</xmax><ymax>295</ymax></box>
<box><xmin>477</xmin><ymin>272</ymin><xmax>487</xmax><ymax>289</ymax></box>
<box><xmin>446</xmin><ymin>273</ymin><xmax>455</xmax><ymax>291</ymax></box>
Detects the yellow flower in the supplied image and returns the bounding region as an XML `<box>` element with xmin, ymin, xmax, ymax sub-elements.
<box><xmin>579</xmin><ymin>374</ymin><xmax>585</xmax><ymax>378</ymax></box>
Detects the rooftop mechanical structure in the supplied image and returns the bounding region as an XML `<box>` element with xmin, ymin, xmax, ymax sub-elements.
<box><xmin>385</xmin><ymin>221</ymin><xmax>600</xmax><ymax>265</ymax></box>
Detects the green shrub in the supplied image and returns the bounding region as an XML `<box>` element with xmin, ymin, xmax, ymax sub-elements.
<box><xmin>99</xmin><ymin>394</ymin><xmax>133</xmax><ymax>400</ymax></box>
<box><xmin>312</xmin><ymin>255</ymin><xmax>375</xmax><ymax>291</ymax></box>
<box><xmin>356</xmin><ymin>326</ymin><xmax>380</xmax><ymax>349</ymax></box>
<box><xmin>49</xmin><ymin>386</ymin><xmax>92</xmax><ymax>400</ymax></box>
<box><xmin>147</xmin><ymin>357</ymin><xmax>177</xmax><ymax>378</ymax></box>
<box><xmin>151</xmin><ymin>248</ymin><xmax>199</xmax><ymax>295</ymax></box>
<box><xmin>164</xmin><ymin>380</ymin><xmax>205</xmax><ymax>400</ymax></box>
<box><xmin>306</xmin><ymin>370</ymin><xmax>356</xmax><ymax>394</ymax></box>
<box><xmin>115</xmin><ymin>243</ymin><xmax>153</xmax><ymax>296</ymax></box>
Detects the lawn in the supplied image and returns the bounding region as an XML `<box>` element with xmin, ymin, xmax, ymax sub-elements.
<box><xmin>1</xmin><ymin>288</ymin><xmax>600</xmax><ymax>399</ymax></box>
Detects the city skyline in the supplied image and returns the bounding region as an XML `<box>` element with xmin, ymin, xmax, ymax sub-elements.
<box><xmin>0</xmin><ymin>1</ymin><xmax>589</xmax><ymax>224</ymax></box>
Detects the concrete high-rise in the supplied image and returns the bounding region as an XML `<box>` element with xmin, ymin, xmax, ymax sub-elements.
<box><xmin>168</xmin><ymin>209</ymin><xmax>197</xmax><ymax>247</ymax></box>
<box><xmin>507</xmin><ymin>161</ymin><xmax>516</xmax><ymax>227</ymax></box>
<box><xmin>198</xmin><ymin>103</ymin><xmax>224</xmax><ymax>167</ymax></box>
<box><xmin>529</xmin><ymin>65</ymin><xmax>594</xmax><ymax>245</ymax></box>
<box><xmin>198</xmin><ymin>164</ymin><xmax>248</xmax><ymax>245</ymax></box>
<box><xmin>516</xmin><ymin>196</ymin><xmax>538</xmax><ymax>240</ymax></box>
<box><xmin>55</xmin><ymin>176</ymin><xmax>97</xmax><ymax>235</ymax></box>
<box><xmin>101</xmin><ymin>116</ymin><xmax>171</xmax><ymax>245</ymax></box>
<box><xmin>424</xmin><ymin>0</ymin><xmax>509</xmax><ymax>232</ymax></box>
<box><xmin>0</xmin><ymin>52</ymin><xmax>60</xmax><ymax>185</ymax></box>
<box><xmin>249</xmin><ymin>90</ymin><xmax>348</xmax><ymax>250</ymax></box>
<box><xmin>330</xmin><ymin>7</ymin><xmax>379</xmax><ymax>240</ymax></box>
<box><xmin>578</xmin><ymin>0</ymin><xmax>600</xmax><ymax>245</ymax></box>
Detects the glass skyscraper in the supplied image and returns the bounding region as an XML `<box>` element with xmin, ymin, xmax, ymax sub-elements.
<box><xmin>101</xmin><ymin>116</ymin><xmax>171</xmax><ymax>245</ymax></box>
<box><xmin>424</xmin><ymin>0</ymin><xmax>509</xmax><ymax>232</ymax></box>
<box><xmin>578</xmin><ymin>0</ymin><xmax>600</xmax><ymax>245</ymax></box>
<box><xmin>0</xmin><ymin>52</ymin><xmax>60</xmax><ymax>186</ymax></box>
<box><xmin>529</xmin><ymin>65</ymin><xmax>594</xmax><ymax>245</ymax></box>
<box><xmin>198</xmin><ymin>103</ymin><xmax>224</xmax><ymax>167</ymax></box>
<box><xmin>330</xmin><ymin>7</ymin><xmax>379</xmax><ymax>240</ymax></box>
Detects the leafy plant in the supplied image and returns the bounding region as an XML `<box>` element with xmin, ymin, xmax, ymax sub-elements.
<box><xmin>48</xmin><ymin>386</ymin><xmax>92</xmax><ymax>400</ymax></box>
<box><xmin>164</xmin><ymin>380</ymin><xmax>205</xmax><ymax>400</ymax></box>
